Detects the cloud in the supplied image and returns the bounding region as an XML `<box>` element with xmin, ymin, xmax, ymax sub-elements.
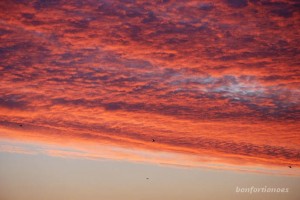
<box><xmin>0</xmin><ymin>0</ymin><xmax>299</xmax><ymax>174</ymax></box>
<box><xmin>225</xmin><ymin>0</ymin><xmax>248</xmax><ymax>8</ymax></box>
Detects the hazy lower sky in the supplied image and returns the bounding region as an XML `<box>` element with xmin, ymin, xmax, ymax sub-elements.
<box><xmin>1</xmin><ymin>152</ymin><xmax>300</xmax><ymax>200</ymax></box>
<box><xmin>0</xmin><ymin>0</ymin><xmax>299</xmax><ymax>199</ymax></box>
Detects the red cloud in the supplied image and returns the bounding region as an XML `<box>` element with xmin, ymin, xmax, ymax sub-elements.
<box><xmin>0</xmin><ymin>0</ymin><xmax>299</xmax><ymax>175</ymax></box>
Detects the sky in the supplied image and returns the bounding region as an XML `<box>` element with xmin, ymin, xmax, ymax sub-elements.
<box><xmin>0</xmin><ymin>0</ymin><xmax>299</xmax><ymax>199</ymax></box>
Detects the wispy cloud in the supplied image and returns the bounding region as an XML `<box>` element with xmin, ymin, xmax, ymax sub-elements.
<box><xmin>0</xmin><ymin>0</ymin><xmax>299</xmax><ymax>174</ymax></box>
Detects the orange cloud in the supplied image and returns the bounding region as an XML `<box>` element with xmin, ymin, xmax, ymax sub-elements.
<box><xmin>0</xmin><ymin>0</ymin><xmax>299</xmax><ymax>175</ymax></box>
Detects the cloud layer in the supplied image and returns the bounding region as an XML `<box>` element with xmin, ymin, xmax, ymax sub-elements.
<box><xmin>0</xmin><ymin>0</ymin><xmax>299</xmax><ymax>174</ymax></box>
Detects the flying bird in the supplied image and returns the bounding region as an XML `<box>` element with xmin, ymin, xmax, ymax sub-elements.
<box><xmin>288</xmin><ymin>166</ymin><xmax>292</xmax><ymax>168</ymax></box>
<box><xmin>19</xmin><ymin>124</ymin><xmax>23</xmax><ymax>127</ymax></box>
<box><xmin>152</xmin><ymin>139</ymin><xmax>155</xmax><ymax>142</ymax></box>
